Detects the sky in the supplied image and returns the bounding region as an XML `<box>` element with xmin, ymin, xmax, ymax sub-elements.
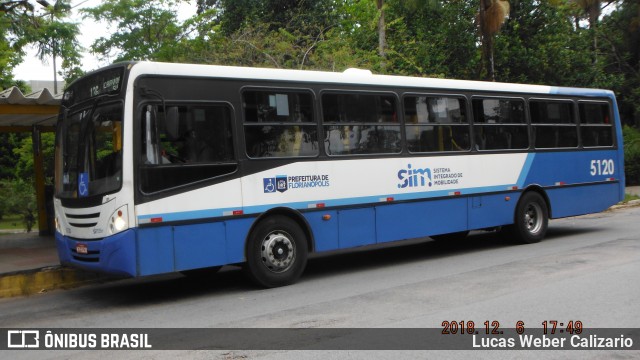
<box><xmin>12</xmin><ymin>0</ymin><xmax>197</xmax><ymax>82</ymax></box>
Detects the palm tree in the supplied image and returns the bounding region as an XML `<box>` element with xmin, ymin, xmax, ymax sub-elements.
<box><xmin>478</xmin><ymin>0</ymin><xmax>510</xmax><ymax>81</ymax></box>
<box><xmin>569</xmin><ymin>0</ymin><xmax>602</xmax><ymax>63</ymax></box>
<box><xmin>376</xmin><ymin>0</ymin><xmax>386</xmax><ymax>70</ymax></box>
<box><xmin>30</xmin><ymin>0</ymin><xmax>80</xmax><ymax>94</ymax></box>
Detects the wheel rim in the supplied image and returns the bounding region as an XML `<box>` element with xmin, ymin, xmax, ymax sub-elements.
<box><xmin>523</xmin><ymin>202</ymin><xmax>543</xmax><ymax>234</ymax></box>
<box><xmin>260</xmin><ymin>231</ymin><xmax>296</xmax><ymax>273</ymax></box>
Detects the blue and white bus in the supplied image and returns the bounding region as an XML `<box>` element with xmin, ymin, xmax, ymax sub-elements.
<box><xmin>54</xmin><ymin>62</ymin><xmax>625</xmax><ymax>287</ymax></box>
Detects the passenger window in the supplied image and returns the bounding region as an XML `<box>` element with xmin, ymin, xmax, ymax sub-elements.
<box><xmin>322</xmin><ymin>92</ymin><xmax>400</xmax><ymax>155</ymax></box>
<box><xmin>530</xmin><ymin>100</ymin><xmax>578</xmax><ymax>148</ymax></box>
<box><xmin>404</xmin><ymin>95</ymin><xmax>470</xmax><ymax>152</ymax></box>
<box><xmin>579</xmin><ymin>102</ymin><xmax>613</xmax><ymax>147</ymax></box>
<box><xmin>472</xmin><ymin>98</ymin><xmax>528</xmax><ymax>150</ymax></box>
<box><xmin>243</xmin><ymin>90</ymin><xmax>318</xmax><ymax>158</ymax></box>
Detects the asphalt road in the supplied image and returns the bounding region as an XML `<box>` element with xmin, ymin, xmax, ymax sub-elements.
<box><xmin>1</xmin><ymin>205</ymin><xmax>639</xmax><ymax>359</ymax></box>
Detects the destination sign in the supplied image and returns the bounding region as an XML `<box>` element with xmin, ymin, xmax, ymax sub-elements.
<box><xmin>63</xmin><ymin>66</ymin><xmax>125</xmax><ymax>105</ymax></box>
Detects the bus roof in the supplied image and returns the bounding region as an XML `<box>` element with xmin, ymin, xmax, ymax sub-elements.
<box><xmin>124</xmin><ymin>61</ymin><xmax>614</xmax><ymax>99</ymax></box>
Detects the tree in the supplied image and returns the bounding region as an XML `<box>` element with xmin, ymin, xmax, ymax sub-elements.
<box><xmin>0</xmin><ymin>133</ymin><xmax>27</xmax><ymax>179</ymax></box>
<box><xmin>305</xmin><ymin>0</ymin><xmax>381</xmax><ymax>72</ymax></box>
<box><xmin>13</xmin><ymin>133</ymin><xmax>56</xmax><ymax>182</ymax></box>
<box><xmin>23</xmin><ymin>0</ymin><xmax>81</xmax><ymax>94</ymax></box>
<box><xmin>1</xmin><ymin>0</ymin><xmax>81</xmax><ymax>91</ymax></box>
<box><xmin>376</xmin><ymin>0</ymin><xmax>386</xmax><ymax>68</ymax></box>
<box><xmin>0</xmin><ymin>0</ymin><xmax>32</xmax><ymax>88</ymax></box>
<box><xmin>569</xmin><ymin>0</ymin><xmax>602</xmax><ymax>63</ymax></box>
<box><xmin>493</xmin><ymin>0</ymin><xmax>600</xmax><ymax>86</ymax></box>
<box><xmin>83</xmin><ymin>0</ymin><xmax>185</xmax><ymax>62</ymax></box>
<box><xmin>377</xmin><ymin>0</ymin><xmax>476</xmax><ymax>78</ymax></box>
<box><xmin>623</xmin><ymin>125</ymin><xmax>640</xmax><ymax>185</ymax></box>
<box><xmin>478</xmin><ymin>0</ymin><xmax>510</xmax><ymax>81</ymax></box>
<box><xmin>0</xmin><ymin>178</ymin><xmax>37</xmax><ymax>232</ymax></box>
<box><xmin>173</xmin><ymin>0</ymin><xmax>343</xmax><ymax>70</ymax></box>
<box><xmin>599</xmin><ymin>0</ymin><xmax>640</xmax><ymax>126</ymax></box>
<box><xmin>196</xmin><ymin>0</ymin><xmax>219</xmax><ymax>14</ymax></box>
<box><xmin>206</xmin><ymin>0</ymin><xmax>335</xmax><ymax>35</ymax></box>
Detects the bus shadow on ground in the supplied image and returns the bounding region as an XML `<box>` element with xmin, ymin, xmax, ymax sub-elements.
<box><xmin>303</xmin><ymin>225</ymin><xmax>601</xmax><ymax>279</ymax></box>
<box><xmin>78</xmin><ymin>225</ymin><xmax>603</xmax><ymax>306</ymax></box>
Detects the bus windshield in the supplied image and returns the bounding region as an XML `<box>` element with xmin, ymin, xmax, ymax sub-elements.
<box><xmin>55</xmin><ymin>101</ymin><xmax>123</xmax><ymax>199</ymax></box>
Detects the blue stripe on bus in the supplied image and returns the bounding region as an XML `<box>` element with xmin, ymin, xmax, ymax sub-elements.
<box><xmin>550</xmin><ymin>87</ymin><xmax>613</xmax><ymax>97</ymax></box>
<box><xmin>516</xmin><ymin>153</ymin><xmax>535</xmax><ymax>188</ymax></box>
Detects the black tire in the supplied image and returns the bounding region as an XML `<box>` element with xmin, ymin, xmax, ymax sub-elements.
<box><xmin>507</xmin><ymin>191</ymin><xmax>549</xmax><ymax>244</ymax></box>
<box><xmin>245</xmin><ymin>215</ymin><xmax>308</xmax><ymax>288</ymax></box>
<box><xmin>431</xmin><ymin>231</ymin><xmax>470</xmax><ymax>242</ymax></box>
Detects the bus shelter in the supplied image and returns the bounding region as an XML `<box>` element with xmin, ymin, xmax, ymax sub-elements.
<box><xmin>0</xmin><ymin>86</ymin><xmax>60</xmax><ymax>235</ymax></box>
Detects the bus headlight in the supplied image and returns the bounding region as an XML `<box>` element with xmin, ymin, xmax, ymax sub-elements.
<box><xmin>110</xmin><ymin>205</ymin><xmax>129</xmax><ymax>234</ymax></box>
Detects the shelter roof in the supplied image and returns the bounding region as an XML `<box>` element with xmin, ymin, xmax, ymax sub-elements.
<box><xmin>0</xmin><ymin>87</ymin><xmax>61</xmax><ymax>131</ymax></box>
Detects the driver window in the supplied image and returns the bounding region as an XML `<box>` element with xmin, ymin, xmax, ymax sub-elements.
<box><xmin>140</xmin><ymin>103</ymin><xmax>236</xmax><ymax>193</ymax></box>
<box><xmin>155</xmin><ymin>105</ymin><xmax>234</xmax><ymax>164</ymax></box>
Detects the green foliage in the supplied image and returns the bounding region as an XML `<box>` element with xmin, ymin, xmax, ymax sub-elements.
<box><xmin>12</xmin><ymin>133</ymin><xmax>56</xmax><ymax>183</ymax></box>
<box><xmin>0</xmin><ymin>133</ymin><xmax>26</xmax><ymax>179</ymax></box>
<box><xmin>0</xmin><ymin>2</ymin><xmax>29</xmax><ymax>88</ymax></box>
<box><xmin>0</xmin><ymin>179</ymin><xmax>37</xmax><ymax>232</ymax></box>
<box><xmin>172</xmin><ymin>0</ymin><xmax>347</xmax><ymax>70</ymax></box>
<box><xmin>1</xmin><ymin>0</ymin><xmax>81</xmax><ymax>90</ymax></box>
<box><xmin>385</xmin><ymin>0</ymin><xmax>478</xmax><ymax>78</ymax></box>
<box><xmin>623</xmin><ymin>193</ymin><xmax>640</xmax><ymax>203</ymax></box>
<box><xmin>599</xmin><ymin>1</ymin><xmax>640</xmax><ymax>126</ymax></box>
<box><xmin>623</xmin><ymin>125</ymin><xmax>640</xmax><ymax>186</ymax></box>
<box><xmin>494</xmin><ymin>0</ymin><xmax>614</xmax><ymax>87</ymax></box>
<box><xmin>213</xmin><ymin>0</ymin><xmax>336</xmax><ymax>36</ymax></box>
<box><xmin>26</xmin><ymin>1</ymin><xmax>82</xmax><ymax>82</ymax></box>
<box><xmin>82</xmin><ymin>0</ymin><xmax>186</xmax><ymax>62</ymax></box>
<box><xmin>0</xmin><ymin>37</ymin><xmax>21</xmax><ymax>89</ymax></box>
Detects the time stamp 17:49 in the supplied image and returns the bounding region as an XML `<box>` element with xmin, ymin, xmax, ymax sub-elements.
<box><xmin>441</xmin><ymin>320</ymin><xmax>583</xmax><ymax>335</ymax></box>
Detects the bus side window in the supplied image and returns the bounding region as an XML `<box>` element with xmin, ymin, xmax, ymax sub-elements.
<box><xmin>472</xmin><ymin>98</ymin><xmax>528</xmax><ymax>151</ymax></box>
<box><xmin>323</xmin><ymin>92</ymin><xmax>401</xmax><ymax>155</ymax></box>
<box><xmin>243</xmin><ymin>90</ymin><xmax>318</xmax><ymax>158</ymax></box>
<box><xmin>579</xmin><ymin>102</ymin><xmax>613</xmax><ymax>147</ymax></box>
<box><xmin>404</xmin><ymin>95</ymin><xmax>470</xmax><ymax>153</ymax></box>
<box><xmin>530</xmin><ymin>100</ymin><xmax>577</xmax><ymax>149</ymax></box>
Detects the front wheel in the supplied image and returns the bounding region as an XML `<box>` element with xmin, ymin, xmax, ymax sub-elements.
<box><xmin>245</xmin><ymin>215</ymin><xmax>308</xmax><ymax>288</ymax></box>
<box><xmin>507</xmin><ymin>192</ymin><xmax>549</xmax><ymax>244</ymax></box>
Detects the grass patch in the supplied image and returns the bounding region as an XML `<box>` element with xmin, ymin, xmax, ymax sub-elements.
<box><xmin>623</xmin><ymin>193</ymin><xmax>640</xmax><ymax>203</ymax></box>
<box><xmin>0</xmin><ymin>214</ymin><xmax>24</xmax><ymax>230</ymax></box>
<box><xmin>0</xmin><ymin>214</ymin><xmax>36</xmax><ymax>232</ymax></box>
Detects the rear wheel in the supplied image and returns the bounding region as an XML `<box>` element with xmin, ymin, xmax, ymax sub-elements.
<box><xmin>508</xmin><ymin>192</ymin><xmax>549</xmax><ymax>244</ymax></box>
<box><xmin>245</xmin><ymin>215</ymin><xmax>308</xmax><ymax>288</ymax></box>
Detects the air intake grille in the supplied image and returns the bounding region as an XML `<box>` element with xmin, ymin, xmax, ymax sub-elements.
<box><xmin>66</xmin><ymin>212</ymin><xmax>100</xmax><ymax>228</ymax></box>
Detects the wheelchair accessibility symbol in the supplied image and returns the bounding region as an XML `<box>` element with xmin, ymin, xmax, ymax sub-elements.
<box><xmin>78</xmin><ymin>172</ymin><xmax>89</xmax><ymax>197</ymax></box>
<box><xmin>263</xmin><ymin>175</ymin><xmax>288</xmax><ymax>193</ymax></box>
<box><xmin>263</xmin><ymin>178</ymin><xmax>275</xmax><ymax>193</ymax></box>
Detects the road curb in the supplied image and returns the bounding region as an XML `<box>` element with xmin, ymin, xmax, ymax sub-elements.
<box><xmin>611</xmin><ymin>199</ymin><xmax>640</xmax><ymax>210</ymax></box>
<box><xmin>0</xmin><ymin>266</ymin><xmax>108</xmax><ymax>299</ymax></box>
